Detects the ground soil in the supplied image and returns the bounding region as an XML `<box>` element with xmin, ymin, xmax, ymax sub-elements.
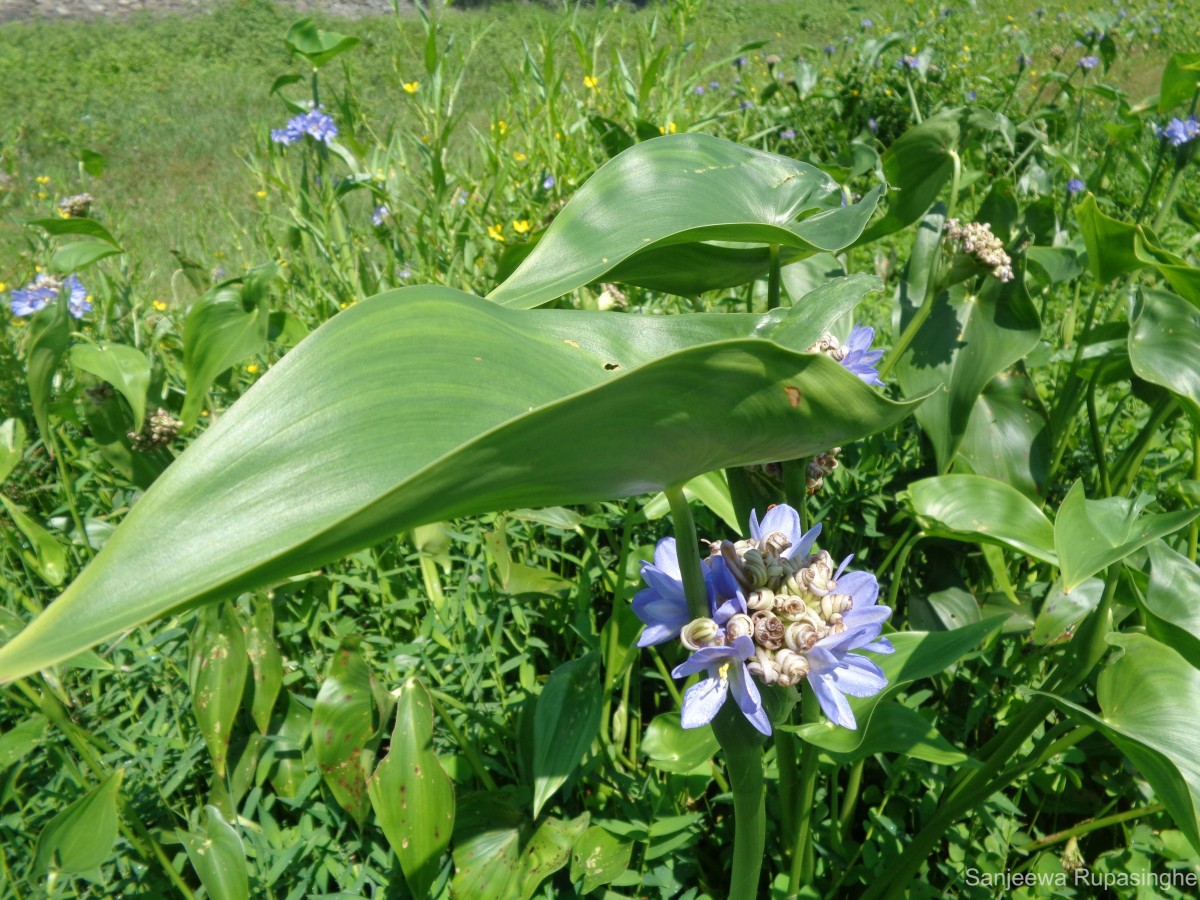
<box><xmin>0</xmin><ymin>0</ymin><xmax>410</xmax><ymax>25</ymax></box>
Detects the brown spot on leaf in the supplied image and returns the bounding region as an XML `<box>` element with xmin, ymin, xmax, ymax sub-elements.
<box><xmin>785</xmin><ymin>385</ymin><xmax>801</xmax><ymax>407</ymax></box>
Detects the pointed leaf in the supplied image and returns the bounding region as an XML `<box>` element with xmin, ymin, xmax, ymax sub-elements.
<box><xmin>1159</xmin><ymin>51</ymin><xmax>1200</xmax><ymax>114</ymax></box>
<box><xmin>1142</xmin><ymin>542</ymin><xmax>1200</xmax><ymax>670</ymax></box>
<box><xmin>1054</xmin><ymin>481</ymin><xmax>1200</xmax><ymax>591</ymax></box>
<box><xmin>0</xmin><ymin>714</ymin><xmax>48</xmax><ymax>772</ymax></box>
<box><xmin>68</xmin><ymin>342</ymin><xmax>151</xmax><ymax>431</ymax></box>
<box><xmin>1</xmin><ymin>496</ymin><xmax>69</xmax><ymax>586</ymax></box>
<box><xmin>189</xmin><ymin>603</ymin><xmax>247</xmax><ymax>777</ymax></box>
<box><xmin>570</xmin><ymin>825</ymin><xmax>632</xmax><ymax>894</ymax></box>
<box><xmin>1030</xmin><ymin>578</ymin><xmax>1106</xmax><ymax>645</ymax></box>
<box><xmin>25</xmin><ymin>293</ymin><xmax>72</xmax><ymax>448</ymax></box>
<box><xmin>488</xmin><ymin>133</ymin><xmax>880</xmax><ymax>308</ymax></box>
<box><xmin>0</xmin><ymin>287</ymin><xmax>921</xmax><ymax>681</ymax></box>
<box><xmin>368</xmin><ymin>678</ymin><xmax>455</xmax><ymax>899</ymax></box>
<box><xmin>285</xmin><ymin>17</ymin><xmax>360</xmax><ymax>69</ymax></box>
<box><xmin>1129</xmin><ymin>288</ymin><xmax>1200</xmax><ymax>421</ymax></box>
<box><xmin>266</xmin><ymin>692</ymin><xmax>310</xmax><ymax>799</ymax></box>
<box><xmin>312</xmin><ymin>637</ymin><xmax>379</xmax><ymax>825</ymax></box>
<box><xmin>33</xmin><ymin>769</ymin><xmax>122</xmax><ymax>877</ymax></box>
<box><xmin>244</xmin><ymin>597</ymin><xmax>283</xmax><ymax>734</ymax></box>
<box><xmin>1075</xmin><ymin>194</ymin><xmax>1139</xmax><ymax>284</ymax></box>
<box><xmin>27</xmin><ymin>217</ymin><xmax>120</xmax><ymax>247</ymax></box>
<box><xmin>801</xmin><ymin>701</ymin><xmax>972</xmax><ymax>765</ymax></box>
<box><xmin>955</xmin><ymin>368</ymin><xmax>1050</xmax><ymax>500</ymax></box>
<box><xmin>0</xmin><ymin>418</ymin><xmax>24</xmax><ymax>485</ymax></box>
<box><xmin>1051</xmin><ymin>633</ymin><xmax>1200</xmax><ymax>854</ymax></box>
<box><xmin>904</xmin><ymin>475</ymin><xmax>1058</xmax><ymax>564</ymax></box>
<box><xmin>178</xmin><ymin>805</ymin><xmax>249</xmax><ymax>900</ymax></box>
<box><xmin>533</xmin><ymin>653</ymin><xmax>602</xmax><ymax>817</ymax></box>
<box><xmin>897</xmin><ymin>261</ymin><xmax>1042</xmax><ymax>471</ymax></box>
<box><xmin>452</xmin><ymin>792</ymin><xmax>525</xmax><ymax>900</ymax></box>
<box><xmin>518</xmin><ymin>813</ymin><xmax>589</xmax><ymax>900</ymax></box>
<box><xmin>641</xmin><ymin>712</ymin><xmax>720</xmax><ymax>774</ymax></box>
<box><xmin>49</xmin><ymin>240</ymin><xmax>122</xmax><ymax>273</ymax></box>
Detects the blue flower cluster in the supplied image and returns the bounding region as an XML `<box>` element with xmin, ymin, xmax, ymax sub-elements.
<box><xmin>9</xmin><ymin>273</ymin><xmax>91</xmax><ymax>319</ymax></box>
<box><xmin>271</xmin><ymin>108</ymin><xmax>339</xmax><ymax>146</ymax></box>
<box><xmin>1067</xmin><ymin>178</ymin><xmax>1086</xmax><ymax>194</ymax></box>
<box><xmin>634</xmin><ymin>505</ymin><xmax>893</xmax><ymax>735</ymax></box>
<box><xmin>1157</xmin><ymin>117</ymin><xmax>1200</xmax><ymax>148</ymax></box>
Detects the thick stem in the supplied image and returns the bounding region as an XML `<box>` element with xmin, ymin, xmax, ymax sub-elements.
<box><xmin>665</xmin><ymin>485</ymin><xmax>710</xmax><ymax>620</ymax></box>
<box><xmin>787</xmin><ymin>689</ymin><xmax>821</xmax><ymax>897</ymax></box>
<box><xmin>711</xmin><ymin>703</ymin><xmax>767</xmax><ymax>900</ymax></box>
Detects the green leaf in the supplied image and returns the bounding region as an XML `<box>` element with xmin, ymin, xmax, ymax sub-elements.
<box><xmin>181</xmin><ymin>267</ymin><xmax>275</xmax><ymax>428</ymax></box>
<box><xmin>1030</xmin><ymin>578</ymin><xmax>1105</xmax><ymax>645</ymax></box>
<box><xmin>517</xmin><ymin>813</ymin><xmax>589</xmax><ymax>900</ymax></box>
<box><xmin>643</xmin><ymin>470</ymin><xmax>740</xmax><ymax>535</ymax></box>
<box><xmin>188</xmin><ymin>603</ymin><xmax>247</xmax><ymax>778</ymax></box>
<box><xmin>1026</xmin><ymin>246</ymin><xmax>1083</xmax><ymax>286</ymax></box>
<box><xmin>266</xmin><ymin>692</ymin><xmax>310</xmax><ymax>799</ymax></box>
<box><xmin>1159</xmin><ymin>51</ymin><xmax>1200</xmax><ymax>114</ymax></box>
<box><xmin>1051</xmin><ymin>633</ymin><xmax>1200</xmax><ymax>854</ymax></box>
<box><xmin>1</xmin><ymin>497</ymin><xmax>69</xmax><ymax>587</ymax></box>
<box><xmin>68</xmin><ymin>341</ymin><xmax>151</xmax><ymax>431</ymax></box>
<box><xmin>0</xmin><ymin>287</ymin><xmax>921</xmax><ymax>681</ymax></box>
<box><xmin>244</xmin><ymin>597</ymin><xmax>283</xmax><ymax>734</ymax></box>
<box><xmin>312</xmin><ymin>637</ymin><xmax>381</xmax><ymax>825</ymax></box>
<box><xmin>49</xmin><ymin>240</ymin><xmax>122</xmax><ymax>273</ymax></box>
<box><xmin>570</xmin><ymin>825</ymin><xmax>632</xmax><ymax>894</ymax></box>
<box><xmin>0</xmin><ymin>714</ymin><xmax>48</xmax><ymax>772</ymax></box>
<box><xmin>1142</xmin><ymin>542</ymin><xmax>1200</xmax><ymax>670</ymax></box>
<box><xmin>368</xmin><ymin>678</ymin><xmax>455</xmax><ymax>899</ymax></box>
<box><xmin>27</xmin><ymin>216</ymin><xmax>120</xmax><ymax>246</ymax></box>
<box><xmin>33</xmin><ymin>769</ymin><xmax>122</xmax><ymax>877</ymax></box>
<box><xmin>488</xmin><ymin>133</ymin><xmax>879</xmax><ymax>308</ymax></box>
<box><xmin>897</xmin><ymin>262</ymin><xmax>1042</xmax><ymax>471</ymax></box>
<box><xmin>858</xmin><ymin>111</ymin><xmax>959</xmax><ymax>244</ymax></box>
<box><xmin>452</xmin><ymin>792</ymin><xmax>525</xmax><ymax>900</ymax></box>
<box><xmin>1075</xmin><ymin>194</ymin><xmax>1140</xmax><ymax>284</ymax></box>
<box><xmin>533</xmin><ymin>653</ymin><xmax>602</xmax><ymax>817</ymax></box>
<box><xmin>25</xmin><ymin>293</ymin><xmax>72</xmax><ymax>449</ymax></box>
<box><xmin>789</xmin><ymin>618</ymin><xmax>1004</xmax><ymax>752</ymax></box>
<box><xmin>641</xmin><ymin>712</ymin><xmax>720</xmax><ymax>774</ymax></box>
<box><xmin>0</xmin><ymin>418</ymin><xmax>24</xmax><ymax>485</ymax></box>
<box><xmin>1054</xmin><ymin>481</ymin><xmax>1200</xmax><ymax>591</ymax></box>
<box><xmin>284</xmin><ymin>17</ymin><xmax>360</xmax><ymax>69</ymax></box>
<box><xmin>178</xmin><ymin>806</ymin><xmax>249</xmax><ymax>900</ymax></box>
<box><xmin>80</xmin><ymin>148</ymin><xmax>106</xmax><ymax>177</ymax></box>
<box><xmin>810</xmin><ymin>702</ymin><xmax>972</xmax><ymax>765</ymax></box>
<box><xmin>904</xmin><ymin>475</ymin><xmax>1058</xmax><ymax>565</ymax></box>
<box><xmin>1133</xmin><ymin>233</ymin><xmax>1200</xmax><ymax>307</ymax></box>
<box><xmin>1129</xmin><ymin>288</ymin><xmax>1200</xmax><ymax>422</ymax></box>
<box><xmin>954</xmin><ymin>368</ymin><xmax>1050</xmax><ymax>501</ymax></box>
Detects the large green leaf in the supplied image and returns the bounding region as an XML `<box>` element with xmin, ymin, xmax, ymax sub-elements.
<box><xmin>954</xmin><ymin>368</ymin><xmax>1050</xmax><ymax>501</ymax></box>
<box><xmin>368</xmin><ymin>678</ymin><xmax>455</xmax><ymax>899</ymax></box>
<box><xmin>1129</xmin><ymin>288</ymin><xmax>1200</xmax><ymax>422</ymax></box>
<box><xmin>897</xmin><ymin>262</ymin><xmax>1042</xmax><ymax>472</ymax></box>
<box><xmin>640</xmin><ymin>712</ymin><xmax>721</xmax><ymax>774</ymax></box>
<box><xmin>284</xmin><ymin>17</ymin><xmax>360</xmax><ymax>69</ymax></box>
<box><xmin>244</xmin><ymin>597</ymin><xmax>282</xmax><ymax>734</ymax></box>
<box><xmin>181</xmin><ymin>267</ymin><xmax>275</xmax><ymax>428</ymax></box>
<box><xmin>1054</xmin><ymin>481</ymin><xmax>1200</xmax><ymax>591</ymax></box>
<box><xmin>1075</xmin><ymin>194</ymin><xmax>1140</xmax><ymax>284</ymax></box>
<box><xmin>68</xmin><ymin>341</ymin><xmax>151</xmax><ymax>431</ymax></box>
<box><xmin>178</xmin><ymin>806</ymin><xmax>249</xmax><ymax>900</ymax></box>
<box><xmin>789</xmin><ymin>618</ymin><xmax>1004</xmax><ymax>752</ymax></box>
<box><xmin>0</xmin><ymin>287</ymin><xmax>920</xmax><ymax>681</ymax></box>
<box><xmin>533</xmin><ymin>653</ymin><xmax>602</xmax><ymax>817</ymax></box>
<box><xmin>26</xmin><ymin>216</ymin><xmax>120</xmax><ymax>247</ymax></box>
<box><xmin>1142</xmin><ymin>542</ymin><xmax>1200</xmax><ymax>670</ymax></box>
<box><xmin>570</xmin><ymin>826</ymin><xmax>632</xmax><ymax>894</ymax></box>
<box><xmin>904</xmin><ymin>475</ymin><xmax>1058</xmax><ymax>565</ymax></box>
<box><xmin>488</xmin><ymin>134</ymin><xmax>880</xmax><ymax>308</ymax></box>
<box><xmin>49</xmin><ymin>240</ymin><xmax>122</xmax><ymax>273</ymax></box>
<box><xmin>1051</xmin><ymin>633</ymin><xmax>1200</xmax><ymax>854</ymax></box>
<box><xmin>188</xmin><ymin>602</ymin><xmax>247</xmax><ymax>778</ymax></box>
<box><xmin>1159</xmin><ymin>51</ymin><xmax>1200</xmax><ymax>114</ymax></box>
<box><xmin>810</xmin><ymin>701</ymin><xmax>972</xmax><ymax>766</ymax></box>
<box><xmin>858</xmin><ymin>111</ymin><xmax>960</xmax><ymax>244</ymax></box>
<box><xmin>32</xmin><ymin>769</ymin><xmax>122</xmax><ymax>877</ymax></box>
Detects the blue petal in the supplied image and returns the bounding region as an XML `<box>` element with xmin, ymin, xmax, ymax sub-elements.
<box><xmin>680</xmin><ymin>676</ymin><xmax>728</xmax><ymax>728</ymax></box>
<box><xmin>729</xmin><ymin>662</ymin><xmax>772</xmax><ymax>735</ymax></box>
<box><xmin>830</xmin><ymin>654</ymin><xmax>889</xmax><ymax>697</ymax></box>
<box><xmin>785</xmin><ymin>522</ymin><xmax>823</xmax><ymax>560</ymax></box>
<box><xmin>757</xmin><ymin>504</ymin><xmax>801</xmax><ymax>544</ymax></box>
<box><xmin>838</xmin><ymin>570</ymin><xmax>879</xmax><ymax>608</ymax></box>
<box><xmin>808</xmin><ymin>671</ymin><xmax>857</xmax><ymax>729</ymax></box>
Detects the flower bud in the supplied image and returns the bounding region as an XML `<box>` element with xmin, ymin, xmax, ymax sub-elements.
<box><xmin>751</xmin><ymin>610</ymin><xmax>785</xmax><ymax>650</ymax></box>
<box><xmin>774</xmin><ymin>649</ymin><xmax>810</xmax><ymax>686</ymax></box>
<box><xmin>680</xmin><ymin>617</ymin><xmax>722</xmax><ymax>651</ymax></box>
<box><xmin>747</xmin><ymin>588</ymin><xmax>775</xmax><ymax>611</ymax></box>
<box><xmin>747</xmin><ymin>647</ymin><xmax>780</xmax><ymax>685</ymax></box>
<box><xmin>725</xmin><ymin>613</ymin><xmax>754</xmax><ymax>641</ymax></box>
<box><xmin>784</xmin><ymin>621</ymin><xmax>820</xmax><ymax>652</ymax></box>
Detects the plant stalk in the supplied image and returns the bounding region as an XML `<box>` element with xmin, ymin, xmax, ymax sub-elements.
<box><xmin>665</xmin><ymin>485</ymin><xmax>710</xmax><ymax>620</ymax></box>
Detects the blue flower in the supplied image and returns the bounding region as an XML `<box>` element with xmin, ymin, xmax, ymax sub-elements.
<box><xmin>1067</xmin><ymin>178</ymin><xmax>1086</xmax><ymax>194</ymax></box>
<box><xmin>1157</xmin><ymin>117</ymin><xmax>1200</xmax><ymax>147</ymax></box>
<box><xmin>749</xmin><ymin>504</ymin><xmax>822</xmax><ymax>560</ymax></box>
<box><xmin>780</xmin><ymin>128</ymin><xmax>797</xmax><ymax>140</ymax></box>
<box><xmin>824</xmin><ymin>45</ymin><xmax>835</xmax><ymax>57</ymax></box>
<box><xmin>1078</xmin><ymin>55</ymin><xmax>1099</xmax><ymax>70</ymax></box>
<box><xmin>271</xmin><ymin>108</ymin><xmax>338</xmax><ymax>146</ymax></box>
<box><xmin>673</xmin><ymin>635</ymin><xmax>771</xmax><ymax>735</ymax></box>
<box><xmin>371</xmin><ymin>205</ymin><xmax>389</xmax><ymax>227</ymax></box>
<box><xmin>709</xmin><ymin>80</ymin><xmax>720</xmax><ymax>90</ymax></box>
<box><xmin>966</xmin><ymin>90</ymin><xmax>977</xmax><ymax>102</ymax></box>
<box><xmin>739</xmin><ymin>100</ymin><xmax>754</xmax><ymax>111</ymax></box>
<box><xmin>868</xmin><ymin>117</ymin><xmax>879</xmax><ymax>134</ymax></box>
<box><xmin>693</xmin><ymin>84</ymin><xmax>706</xmax><ymax>95</ymax></box>
<box><xmin>65</xmin><ymin>274</ymin><xmax>91</xmax><ymax>319</ymax></box>
<box><xmin>840</xmin><ymin>323</ymin><xmax>885</xmax><ymax>386</ymax></box>
<box><xmin>899</xmin><ymin>54</ymin><xmax>919</xmax><ymax>69</ymax></box>
<box><xmin>861</xmin><ymin>18</ymin><xmax>874</xmax><ymax>28</ymax></box>
<box><xmin>735</xmin><ymin>55</ymin><xmax>748</xmax><ymax>69</ymax></box>
<box><xmin>542</xmin><ymin>173</ymin><xmax>556</xmax><ymax>190</ymax></box>
<box><xmin>633</xmin><ymin>538</ymin><xmax>704</xmax><ymax>647</ymax></box>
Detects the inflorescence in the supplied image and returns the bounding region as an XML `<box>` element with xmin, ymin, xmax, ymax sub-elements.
<box><xmin>633</xmin><ymin>504</ymin><xmax>893</xmax><ymax>735</ymax></box>
<box><xmin>8</xmin><ymin>273</ymin><xmax>91</xmax><ymax>319</ymax></box>
<box><xmin>943</xmin><ymin>218</ymin><xmax>1014</xmax><ymax>282</ymax></box>
<box><xmin>271</xmin><ymin>107</ymin><xmax>339</xmax><ymax>146</ymax></box>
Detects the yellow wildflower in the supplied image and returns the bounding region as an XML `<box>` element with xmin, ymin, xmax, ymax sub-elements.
<box><xmin>403</xmin><ymin>81</ymin><xmax>420</xmax><ymax>94</ymax></box>
<box><xmin>0</xmin><ymin>282</ymin><xmax>6</xmax><ymax>292</ymax></box>
<box><xmin>495</xmin><ymin>119</ymin><xmax>508</xmax><ymax>135</ymax></box>
<box><xmin>35</xmin><ymin>175</ymin><xmax>50</xmax><ymax>184</ymax></box>
<box><xmin>487</xmin><ymin>223</ymin><xmax>505</xmax><ymax>242</ymax></box>
<box><xmin>512</xmin><ymin>219</ymin><xmax>531</xmax><ymax>234</ymax></box>
<box><xmin>583</xmin><ymin>74</ymin><xmax>599</xmax><ymax>90</ymax></box>
<box><xmin>246</xmin><ymin>364</ymin><xmax>260</xmax><ymax>375</ymax></box>
<box><xmin>255</xmin><ymin>190</ymin><xmax>268</xmax><ymax>199</ymax></box>
<box><xmin>513</xmin><ymin>151</ymin><xmax>527</xmax><ymax>162</ymax></box>
<box><xmin>152</xmin><ymin>300</ymin><xmax>168</xmax><ymax>311</ymax></box>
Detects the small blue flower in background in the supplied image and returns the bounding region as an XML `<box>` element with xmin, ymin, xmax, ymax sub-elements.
<box><xmin>1067</xmin><ymin>178</ymin><xmax>1086</xmax><ymax>194</ymax></box>
<box><xmin>710</xmin><ymin>80</ymin><xmax>720</xmax><ymax>89</ymax></box>
<box><xmin>780</xmin><ymin>128</ymin><xmax>797</xmax><ymax>140</ymax></box>
<box><xmin>1017</xmin><ymin>53</ymin><xmax>1033</xmax><ymax>68</ymax></box>
<box><xmin>899</xmin><ymin>55</ymin><xmax>919</xmax><ymax>69</ymax></box>
<box><xmin>1078</xmin><ymin>55</ymin><xmax>1099</xmax><ymax>70</ymax></box>
<box><xmin>397</xmin><ymin>261</ymin><xmax>414</xmax><ymax>280</ymax></box>
<box><xmin>693</xmin><ymin>84</ymin><xmax>706</xmax><ymax>95</ymax></box>
<box><xmin>823</xmin><ymin>45</ymin><xmax>835</xmax><ymax>57</ymax></box>
<box><xmin>371</xmin><ymin>205</ymin><xmax>389</xmax><ymax>227</ymax></box>
<box><xmin>1157</xmin><ymin>117</ymin><xmax>1200</xmax><ymax>147</ymax></box>
<box><xmin>8</xmin><ymin>273</ymin><xmax>90</xmax><ymax>319</ymax></box>
<box><xmin>868</xmin><ymin>117</ymin><xmax>879</xmax><ymax>134</ymax></box>
<box><xmin>966</xmin><ymin>90</ymin><xmax>977</xmax><ymax>102</ymax></box>
<box><xmin>271</xmin><ymin>108</ymin><xmax>339</xmax><ymax>146</ymax></box>
<box><xmin>739</xmin><ymin>101</ymin><xmax>754</xmax><ymax>111</ymax></box>
<box><xmin>861</xmin><ymin>18</ymin><xmax>874</xmax><ymax>28</ymax></box>
<box><xmin>542</xmin><ymin>173</ymin><xmax>556</xmax><ymax>190</ymax></box>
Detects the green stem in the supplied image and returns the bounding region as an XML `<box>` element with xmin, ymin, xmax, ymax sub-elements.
<box><xmin>1135</xmin><ymin>142</ymin><xmax>1168</xmax><ymax>225</ymax></box>
<box><xmin>665</xmin><ymin>485</ymin><xmax>710</xmax><ymax>620</ymax></box>
<box><xmin>1110</xmin><ymin>395</ymin><xmax>1178</xmax><ymax>497</ymax></box>
<box><xmin>1151</xmin><ymin>165</ymin><xmax>1186</xmax><ymax>233</ymax></box>
<box><xmin>1189</xmin><ymin>427</ymin><xmax>1199</xmax><ymax>563</ymax></box>
<box><xmin>51</xmin><ymin>435</ymin><xmax>93</xmax><ymax>558</ymax></box>
<box><xmin>838</xmin><ymin>758</ymin><xmax>865</xmax><ymax>841</ymax></box>
<box><xmin>904</xmin><ymin>75</ymin><xmax>922</xmax><ymax>124</ymax></box>
<box><xmin>767</xmin><ymin>243</ymin><xmax>781</xmax><ymax>310</ymax></box>
<box><xmin>429</xmin><ymin>693</ymin><xmax>498</xmax><ymax>791</ymax></box>
<box><xmin>1047</xmin><ymin>286</ymin><xmax>1105</xmax><ymax>482</ymax></box>
<box><xmin>775</xmin><ymin>727</ymin><xmax>799</xmax><ymax>847</ymax></box>
<box><xmin>1016</xmin><ymin>802</ymin><xmax>1162</xmax><ymax>855</ymax></box>
<box><xmin>787</xmin><ymin>690</ymin><xmax>821</xmax><ymax>897</ymax></box>
<box><xmin>1086</xmin><ymin>369</ymin><xmax>1111</xmax><ymax>496</ymax></box>
<box><xmin>711</xmin><ymin>703</ymin><xmax>767</xmax><ymax>900</ymax></box>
